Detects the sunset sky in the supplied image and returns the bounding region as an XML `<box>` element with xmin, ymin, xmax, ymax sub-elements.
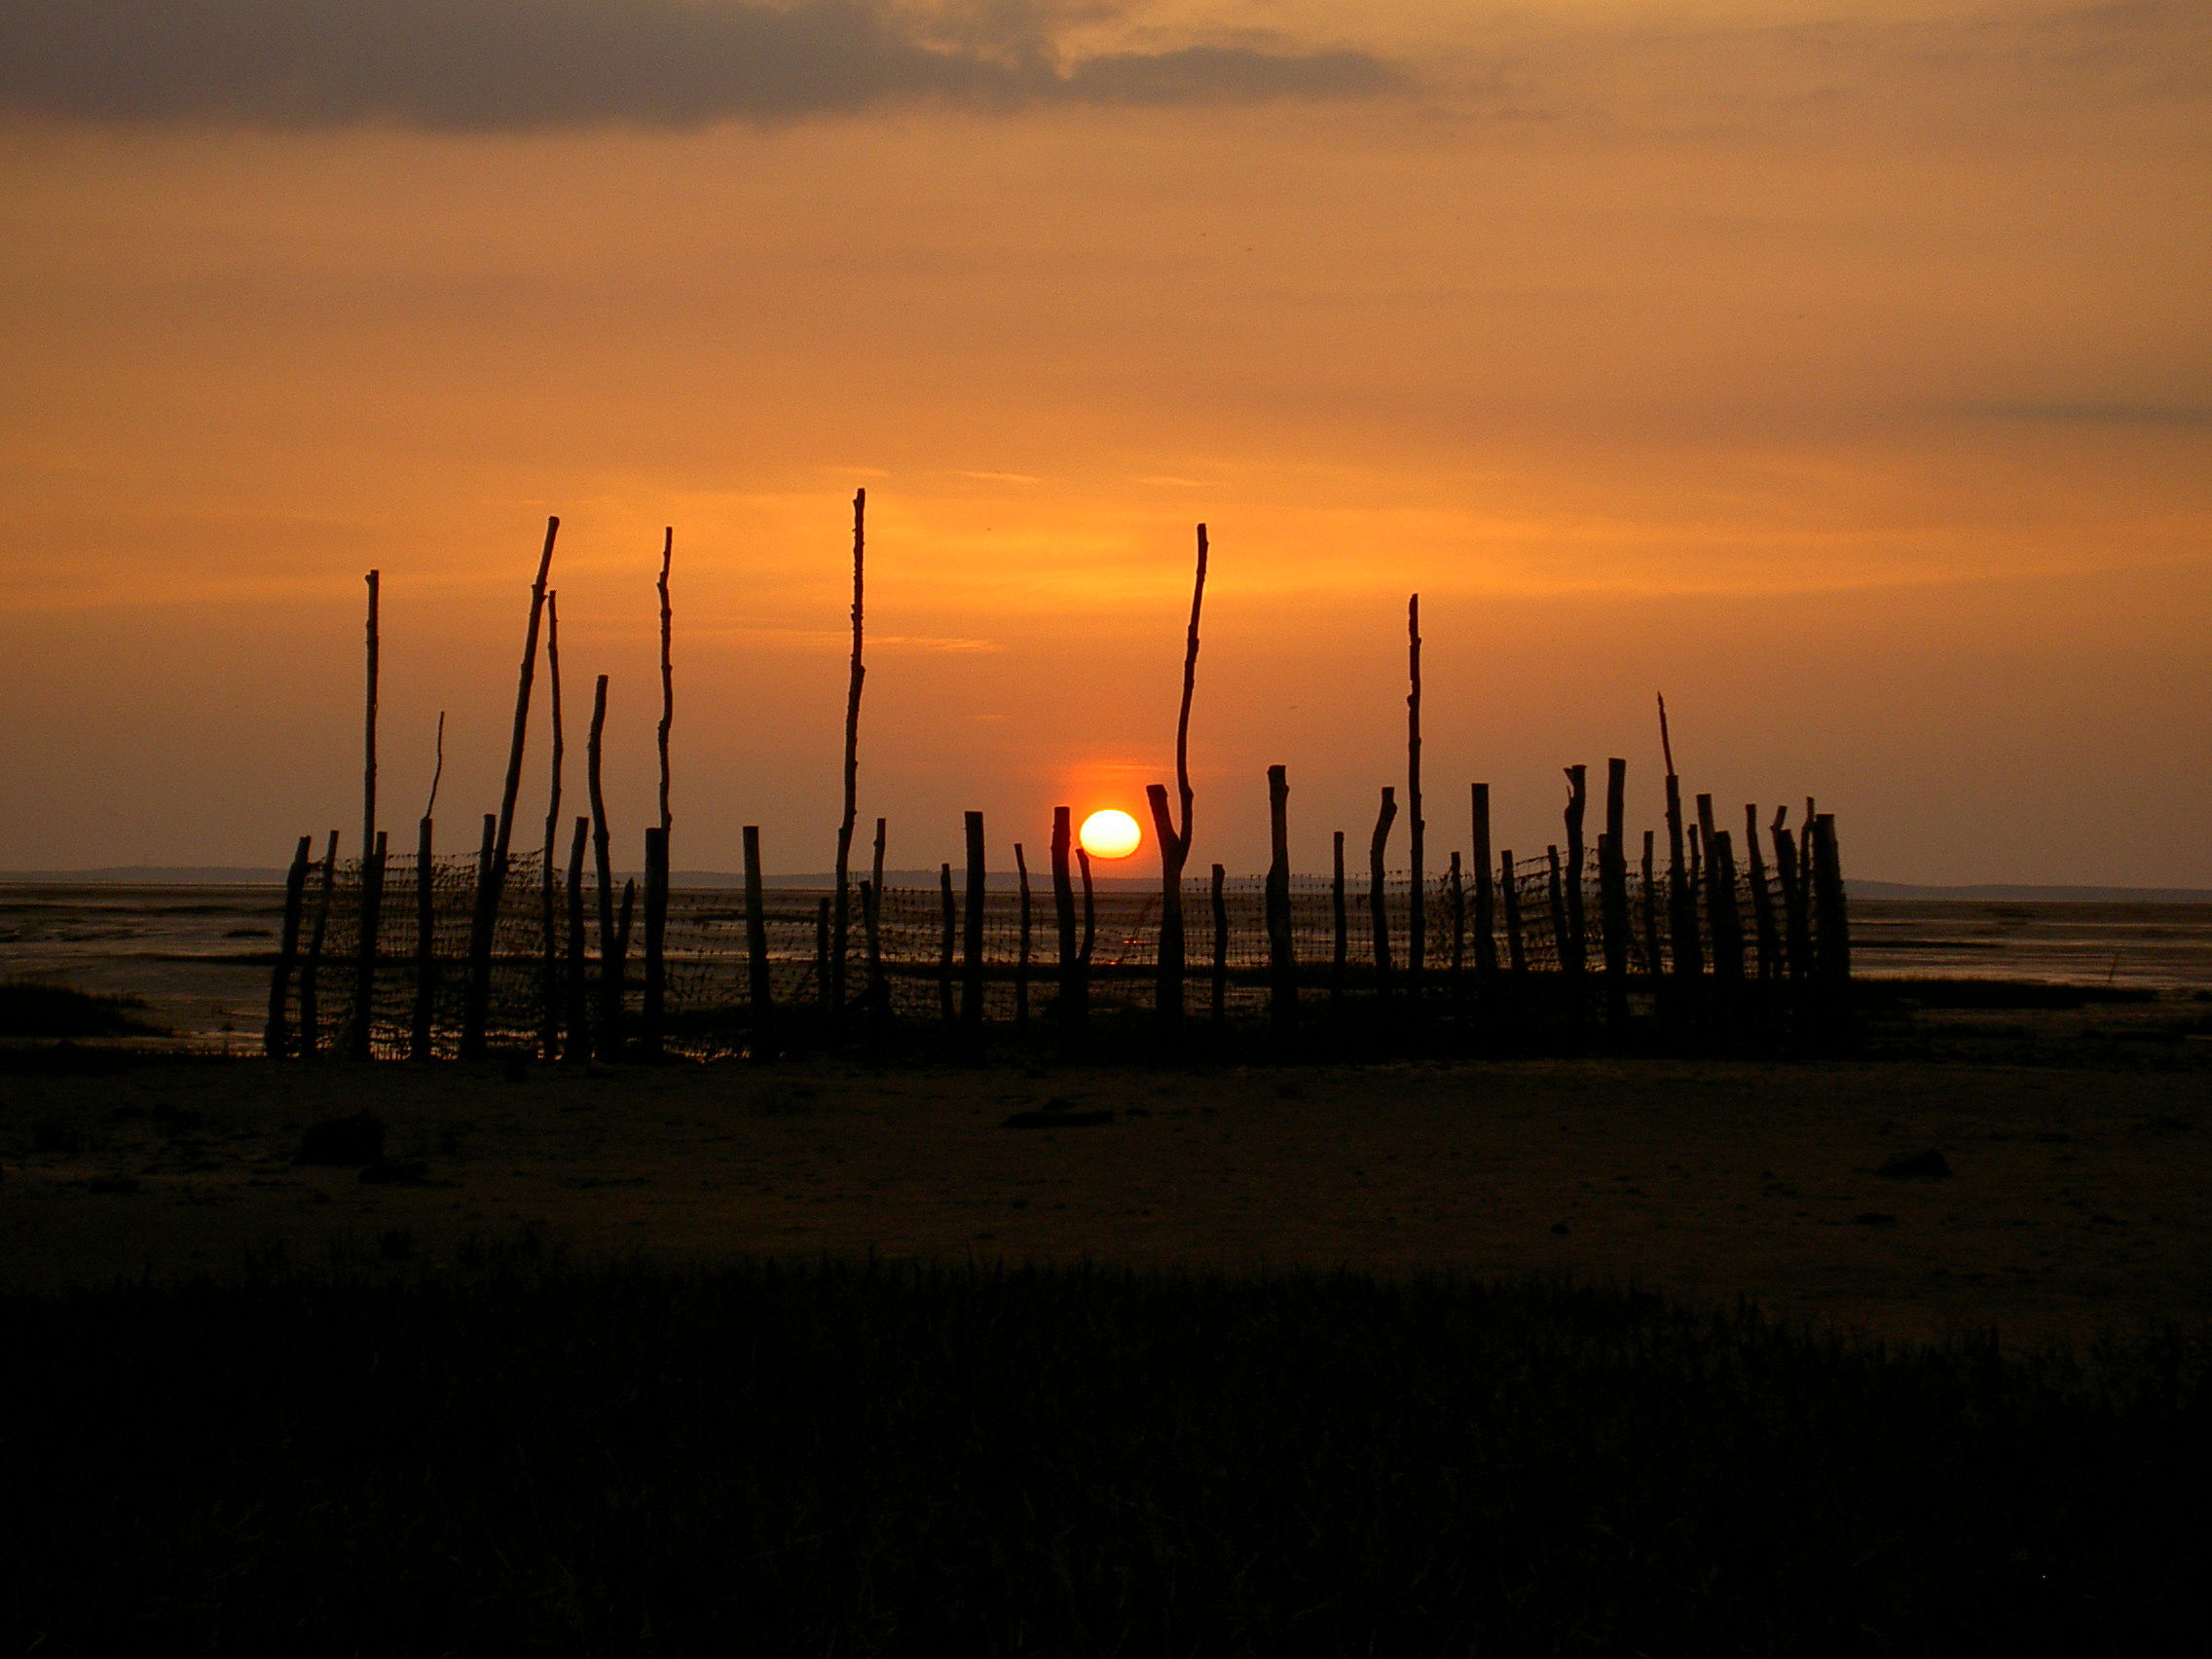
<box><xmin>2</xmin><ymin>2</ymin><xmax>2206</xmax><ymax>881</ymax></box>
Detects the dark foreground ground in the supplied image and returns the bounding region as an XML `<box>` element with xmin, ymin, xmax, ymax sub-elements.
<box><xmin>4</xmin><ymin>1039</ymin><xmax>2208</xmax><ymax>1653</ymax></box>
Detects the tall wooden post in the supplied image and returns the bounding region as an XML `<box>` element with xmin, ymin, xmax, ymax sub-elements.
<box><xmin>1368</xmin><ymin>788</ymin><xmax>1398</xmax><ymax>988</ymax></box>
<box><xmin>564</xmin><ymin>816</ymin><xmax>590</xmax><ymax>1061</ymax></box>
<box><xmin>1641</xmin><ymin>830</ymin><xmax>1663</xmax><ymax>978</ymax></box>
<box><xmin>1144</xmin><ymin>525</ymin><xmax>1207</xmax><ymax>1035</ymax></box>
<box><xmin>642</xmin><ymin>827</ymin><xmax>668</xmax><ymax>1059</ymax></box>
<box><xmin>938</xmin><ymin>863</ymin><xmax>957</xmax><ymax>1025</ymax></box>
<box><xmin>1051</xmin><ymin>807</ymin><xmax>1083</xmax><ymax>1031</ymax></box>
<box><xmin>1330</xmin><ymin>830</ymin><xmax>1348</xmax><ymax>1008</ymax></box>
<box><xmin>587</xmin><ymin>675</ymin><xmax>621</xmax><ymax>1055</ymax></box>
<box><xmin>1266</xmin><ymin>764</ymin><xmax>1296</xmax><ymax>1025</ymax></box>
<box><xmin>348</xmin><ymin>830</ymin><xmax>387</xmax><ymax>1060</ymax></box>
<box><xmin>1772</xmin><ymin>808</ymin><xmax>1812</xmax><ymax>985</ymax></box>
<box><xmin>1077</xmin><ymin>848</ymin><xmax>1096</xmax><ymax>987</ymax></box>
<box><xmin>742</xmin><ymin>826</ymin><xmax>774</xmax><ymax>1056</ymax></box>
<box><xmin>300</xmin><ymin>830</ymin><xmax>339</xmax><ymax>1056</ymax></box>
<box><xmin>961</xmin><ymin>812</ymin><xmax>986</xmax><ymax>1031</ymax></box>
<box><xmin>831</xmin><ymin>494</ymin><xmax>865</xmax><ymax>1032</ymax></box>
<box><xmin>463</xmin><ymin>517</ymin><xmax>558</xmax><ymax>1059</ymax></box>
<box><xmin>1014</xmin><ymin>843</ymin><xmax>1032</xmax><ymax>1034</ymax></box>
<box><xmin>265</xmin><ymin>834</ymin><xmax>313</xmax><ymax>1057</ymax></box>
<box><xmin>1470</xmin><ymin>784</ymin><xmax>1496</xmax><ymax>979</ymax></box>
<box><xmin>415</xmin><ymin>713</ymin><xmax>446</xmax><ymax>1062</ymax></box>
<box><xmin>360</xmin><ymin>571</ymin><xmax>379</xmax><ymax>875</ymax></box>
<box><xmin>1209</xmin><ymin>863</ymin><xmax>1230</xmax><ymax>1024</ymax></box>
<box><xmin>539</xmin><ymin>594</ymin><xmax>564</xmax><ymax>1059</ymax></box>
<box><xmin>1406</xmin><ymin>595</ymin><xmax>1425</xmax><ymax>987</ymax></box>
<box><xmin>1562</xmin><ymin>766</ymin><xmax>1588</xmax><ymax>988</ymax></box>
<box><xmin>1811</xmin><ymin>814</ymin><xmax>1852</xmax><ymax>986</ymax></box>
<box><xmin>1600</xmin><ymin>758</ymin><xmax>1631</xmax><ymax>1026</ymax></box>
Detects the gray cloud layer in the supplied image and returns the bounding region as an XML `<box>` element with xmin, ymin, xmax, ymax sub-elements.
<box><xmin>0</xmin><ymin>0</ymin><xmax>1404</xmax><ymax>129</ymax></box>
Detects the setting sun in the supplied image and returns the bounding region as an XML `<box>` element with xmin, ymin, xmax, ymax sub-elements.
<box><xmin>1079</xmin><ymin>809</ymin><xmax>1142</xmax><ymax>861</ymax></box>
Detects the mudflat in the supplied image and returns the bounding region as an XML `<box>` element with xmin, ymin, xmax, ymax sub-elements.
<box><xmin>4</xmin><ymin>1052</ymin><xmax>2206</xmax><ymax>1345</ymax></box>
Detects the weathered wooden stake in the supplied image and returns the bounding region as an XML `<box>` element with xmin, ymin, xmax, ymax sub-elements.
<box><xmin>415</xmin><ymin>713</ymin><xmax>445</xmax><ymax>1061</ymax></box>
<box><xmin>361</xmin><ymin>571</ymin><xmax>379</xmax><ymax>874</ymax></box>
<box><xmin>348</xmin><ymin>830</ymin><xmax>387</xmax><ymax>1060</ymax></box>
<box><xmin>1500</xmin><ymin>850</ymin><xmax>1527</xmax><ymax>975</ymax></box>
<box><xmin>463</xmin><ymin>517</ymin><xmax>558</xmax><ymax>1059</ymax></box>
<box><xmin>1144</xmin><ymin>525</ymin><xmax>1207</xmax><ymax>1033</ymax></box>
<box><xmin>1014</xmin><ymin>842</ymin><xmax>1032</xmax><ymax>1033</ymax></box>
<box><xmin>1698</xmin><ymin>794</ymin><xmax>1746</xmax><ymax>987</ymax></box>
<box><xmin>1051</xmin><ymin>807</ymin><xmax>1083</xmax><ymax>1030</ymax></box>
<box><xmin>1406</xmin><ymin>595</ymin><xmax>1425</xmax><ymax>987</ymax></box>
<box><xmin>938</xmin><ymin>862</ymin><xmax>957</xmax><ymax>1025</ymax></box>
<box><xmin>1447</xmin><ymin>851</ymin><xmax>1466</xmax><ymax>1005</ymax></box>
<box><xmin>1745</xmin><ymin>803</ymin><xmax>1782</xmax><ymax>984</ymax></box>
<box><xmin>831</xmin><ymin>494</ymin><xmax>865</xmax><ymax>1032</ymax></box>
<box><xmin>1772</xmin><ymin>807</ymin><xmax>1812</xmax><ymax>985</ymax></box>
<box><xmin>742</xmin><ymin>826</ymin><xmax>773</xmax><ymax>1054</ymax></box>
<box><xmin>1545</xmin><ymin>846</ymin><xmax>1568</xmax><ymax>981</ymax></box>
<box><xmin>1811</xmin><ymin>814</ymin><xmax>1851</xmax><ymax>985</ymax></box>
<box><xmin>587</xmin><ymin>675</ymin><xmax>621</xmax><ymax>1054</ymax></box>
<box><xmin>1659</xmin><ymin>694</ymin><xmax>1702</xmax><ymax>984</ymax></box>
<box><xmin>1266</xmin><ymin>764</ymin><xmax>1295</xmax><ymax>1024</ymax></box>
<box><xmin>1368</xmin><ymin>788</ymin><xmax>1398</xmax><ymax>987</ymax></box>
<box><xmin>1600</xmin><ymin>758</ymin><xmax>1631</xmax><ymax>1025</ymax></box>
<box><xmin>1562</xmin><ymin>765</ymin><xmax>1588</xmax><ymax>979</ymax></box>
<box><xmin>1471</xmin><ymin>784</ymin><xmax>1496</xmax><ymax>979</ymax></box>
<box><xmin>564</xmin><ymin>815</ymin><xmax>590</xmax><ymax>1061</ymax></box>
<box><xmin>961</xmin><ymin>812</ymin><xmax>986</xmax><ymax>1030</ymax></box>
<box><xmin>1641</xmin><ymin>830</ymin><xmax>1663</xmax><ymax>978</ymax></box>
<box><xmin>265</xmin><ymin>833</ymin><xmax>313</xmax><ymax>1057</ymax></box>
<box><xmin>539</xmin><ymin>593</ymin><xmax>565</xmax><ymax>1058</ymax></box>
<box><xmin>1078</xmin><ymin>847</ymin><xmax>1096</xmax><ymax>974</ymax></box>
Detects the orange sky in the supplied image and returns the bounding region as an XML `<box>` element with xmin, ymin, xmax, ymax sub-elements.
<box><xmin>1</xmin><ymin>2</ymin><xmax>2206</xmax><ymax>880</ymax></box>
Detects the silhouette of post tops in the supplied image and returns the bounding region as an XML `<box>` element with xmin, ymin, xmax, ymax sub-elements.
<box><xmin>265</xmin><ymin>516</ymin><xmax>1857</xmax><ymax>1063</ymax></box>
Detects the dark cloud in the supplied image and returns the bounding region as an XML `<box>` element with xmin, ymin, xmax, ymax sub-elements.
<box><xmin>0</xmin><ymin>0</ymin><xmax>1407</xmax><ymax>129</ymax></box>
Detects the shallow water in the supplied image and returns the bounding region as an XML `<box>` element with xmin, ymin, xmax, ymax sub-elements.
<box><xmin>5</xmin><ymin>884</ymin><xmax>2209</xmax><ymax>1046</ymax></box>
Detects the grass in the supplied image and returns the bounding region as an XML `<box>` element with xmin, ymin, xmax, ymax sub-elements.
<box><xmin>5</xmin><ymin>1250</ymin><xmax>2205</xmax><ymax>1655</ymax></box>
<box><xmin>0</xmin><ymin>978</ymin><xmax>166</xmax><ymax>1038</ymax></box>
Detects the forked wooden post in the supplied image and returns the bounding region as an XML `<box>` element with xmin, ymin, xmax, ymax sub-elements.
<box><xmin>587</xmin><ymin>675</ymin><xmax>621</xmax><ymax>1054</ymax></box>
<box><xmin>264</xmin><ymin>833</ymin><xmax>313</xmax><ymax>1057</ymax></box>
<box><xmin>1406</xmin><ymin>595</ymin><xmax>1425</xmax><ymax>987</ymax></box>
<box><xmin>1051</xmin><ymin>807</ymin><xmax>1083</xmax><ymax>1030</ymax></box>
<box><xmin>831</xmin><ymin>493</ymin><xmax>866</xmax><ymax>1032</ymax></box>
<box><xmin>960</xmin><ymin>812</ymin><xmax>986</xmax><ymax>1030</ymax></box>
<box><xmin>1266</xmin><ymin>764</ymin><xmax>1296</xmax><ymax>1024</ymax></box>
<box><xmin>1014</xmin><ymin>842</ymin><xmax>1032</xmax><ymax>1033</ymax></box>
<box><xmin>1470</xmin><ymin>784</ymin><xmax>1496</xmax><ymax>979</ymax></box>
<box><xmin>742</xmin><ymin>826</ymin><xmax>774</xmax><ymax>1055</ymax></box>
<box><xmin>463</xmin><ymin>517</ymin><xmax>558</xmax><ymax>1059</ymax></box>
<box><xmin>1144</xmin><ymin>525</ymin><xmax>1207</xmax><ymax>1033</ymax></box>
<box><xmin>1368</xmin><ymin>787</ymin><xmax>1398</xmax><ymax>987</ymax></box>
<box><xmin>300</xmin><ymin>830</ymin><xmax>339</xmax><ymax>1056</ymax></box>
<box><xmin>1209</xmin><ymin>862</ymin><xmax>1229</xmax><ymax>1024</ymax></box>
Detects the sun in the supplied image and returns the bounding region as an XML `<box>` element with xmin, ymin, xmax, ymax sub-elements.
<box><xmin>1079</xmin><ymin>809</ymin><xmax>1142</xmax><ymax>861</ymax></box>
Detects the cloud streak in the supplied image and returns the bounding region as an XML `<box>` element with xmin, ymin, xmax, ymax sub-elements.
<box><xmin>0</xmin><ymin>0</ymin><xmax>1405</xmax><ymax>129</ymax></box>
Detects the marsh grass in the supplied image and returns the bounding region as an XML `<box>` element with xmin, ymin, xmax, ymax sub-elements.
<box><xmin>5</xmin><ymin>1250</ymin><xmax>2205</xmax><ymax>1655</ymax></box>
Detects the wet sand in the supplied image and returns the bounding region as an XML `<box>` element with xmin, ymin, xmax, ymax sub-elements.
<box><xmin>5</xmin><ymin>1052</ymin><xmax>2207</xmax><ymax>1346</ymax></box>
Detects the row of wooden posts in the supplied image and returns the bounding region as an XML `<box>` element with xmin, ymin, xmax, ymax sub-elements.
<box><xmin>262</xmin><ymin>500</ymin><xmax>1853</xmax><ymax>1060</ymax></box>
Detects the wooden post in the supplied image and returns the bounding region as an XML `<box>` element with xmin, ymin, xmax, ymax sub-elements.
<box><xmin>1659</xmin><ymin>695</ymin><xmax>1702</xmax><ymax>983</ymax></box>
<box><xmin>1266</xmin><ymin>764</ymin><xmax>1296</xmax><ymax>1025</ymax></box>
<box><xmin>1600</xmin><ymin>758</ymin><xmax>1631</xmax><ymax>1026</ymax></box>
<box><xmin>1014</xmin><ymin>842</ymin><xmax>1032</xmax><ymax>1034</ymax></box>
<box><xmin>1447</xmin><ymin>851</ymin><xmax>1465</xmax><ymax>1008</ymax></box>
<box><xmin>264</xmin><ymin>834</ymin><xmax>313</xmax><ymax>1057</ymax></box>
<box><xmin>1470</xmin><ymin>784</ymin><xmax>1496</xmax><ymax>979</ymax></box>
<box><xmin>961</xmin><ymin>812</ymin><xmax>986</xmax><ymax>1030</ymax></box>
<box><xmin>1209</xmin><ymin>862</ymin><xmax>1229</xmax><ymax>1024</ymax></box>
<box><xmin>1699</xmin><ymin>794</ymin><xmax>1746</xmax><ymax>987</ymax></box>
<box><xmin>348</xmin><ymin>830</ymin><xmax>387</xmax><ymax>1060</ymax></box>
<box><xmin>1406</xmin><ymin>595</ymin><xmax>1425</xmax><ymax>987</ymax></box>
<box><xmin>742</xmin><ymin>826</ymin><xmax>773</xmax><ymax>1055</ymax></box>
<box><xmin>1811</xmin><ymin>814</ymin><xmax>1852</xmax><ymax>985</ymax></box>
<box><xmin>540</xmin><ymin>593</ymin><xmax>564</xmax><ymax>1060</ymax></box>
<box><xmin>1745</xmin><ymin>803</ymin><xmax>1782</xmax><ymax>984</ymax></box>
<box><xmin>938</xmin><ymin>863</ymin><xmax>957</xmax><ymax>1024</ymax></box>
<box><xmin>300</xmin><ymin>830</ymin><xmax>339</xmax><ymax>1056</ymax></box>
<box><xmin>1545</xmin><ymin>846</ymin><xmax>1568</xmax><ymax>980</ymax></box>
<box><xmin>1499</xmin><ymin>850</ymin><xmax>1527</xmax><ymax>975</ymax></box>
<box><xmin>1368</xmin><ymin>787</ymin><xmax>1398</xmax><ymax>988</ymax></box>
<box><xmin>415</xmin><ymin>713</ymin><xmax>445</xmax><ymax>1062</ymax></box>
<box><xmin>1051</xmin><ymin>807</ymin><xmax>1083</xmax><ymax>1031</ymax></box>
<box><xmin>1562</xmin><ymin>765</ymin><xmax>1587</xmax><ymax>979</ymax></box>
<box><xmin>360</xmin><ymin>571</ymin><xmax>379</xmax><ymax>878</ymax></box>
<box><xmin>831</xmin><ymin>494</ymin><xmax>865</xmax><ymax>1033</ymax></box>
<box><xmin>463</xmin><ymin>517</ymin><xmax>558</xmax><ymax>1059</ymax></box>
<box><xmin>1077</xmin><ymin>848</ymin><xmax>1096</xmax><ymax>985</ymax></box>
<box><xmin>587</xmin><ymin>675</ymin><xmax>621</xmax><ymax>1055</ymax></box>
<box><xmin>1641</xmin><ymin>830</ymin><xmax>1663</xmax><ymax>978</ymax></box>
<box><xmin>642</xmin><ymin>827</ymin><xmax>668</xmax><ymax>1059</ymax></box>
<box><xmin>564</xmin><ymin>816</ymin><xmax>590</xmax><ymax>1061</ymax></box>
<box><xmin>1143</xmin><ymin>525</ymin><xmax>1207</xmax><ymax>1034</ymax></box>
<box><xmin>1772</xmin><ymin>808</ymin><xmax>1812</xmax><ymax>985</ymax></box>
<box><xmin>1330</xmin><ymin>830</ymin><xmax>1348</xmax><ymax>1007</ymax></box>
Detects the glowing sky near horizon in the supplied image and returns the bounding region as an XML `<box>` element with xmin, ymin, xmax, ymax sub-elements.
<box><xmin>0</xmin><ymin>2</ymin><xmax>2205</xmax><ymax>881</ymax></box>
